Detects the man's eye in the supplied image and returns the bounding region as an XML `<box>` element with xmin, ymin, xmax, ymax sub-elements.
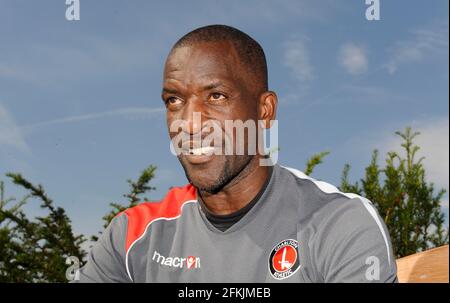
<box><xmin>209</xmin><ymin>93</ymin><xmax>226</xmax><ymax>102</ymax></box>
<box><xmin>166</xmin><ymin>97</ymin><xmax>182</xmax><ymax>106</ymax></box>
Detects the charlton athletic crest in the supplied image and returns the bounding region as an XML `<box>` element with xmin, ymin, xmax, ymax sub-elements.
<box><xmin>268</xmin><ymin>239</ymin><xmax>301</xmax><ymax>280</ymax></box>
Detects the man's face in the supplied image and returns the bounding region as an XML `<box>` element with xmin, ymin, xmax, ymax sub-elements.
<box><xmin>162</xmin><ymin>41</ymin><xmax>260</xmax><ymax>193</ymax></box>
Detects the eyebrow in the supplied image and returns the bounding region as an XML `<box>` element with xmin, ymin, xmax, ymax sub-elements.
<box><xmin>161</xmin><ymin>82</ymin><xmax>227</xmax><ymax>96</ymax></box>
<box><xmin>203</xmin><ymin>82</ymin><xmax>224</xmax><ymax>91</ymax></box>
<box><xmin>161</xmin><ymin>87</ymin><xmax>179</xmax><ymax>95</ymax></box>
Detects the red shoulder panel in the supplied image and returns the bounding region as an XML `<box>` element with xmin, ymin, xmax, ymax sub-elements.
<box><xmin>123</xmin><ymin>184</ymin><xmax>196</xmax><ymax>252</ymax></box>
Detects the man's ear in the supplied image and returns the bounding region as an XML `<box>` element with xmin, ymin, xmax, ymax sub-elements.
<box><xmin>258</xmin><ymin>91</ymin><xmax>278</xmax><ymax>129</ymax></box>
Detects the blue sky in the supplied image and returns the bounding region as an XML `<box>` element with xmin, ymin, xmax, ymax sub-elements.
<box><xmin>1</xmin><ymin>0</ymin><xmax>448</xmax><ymax>241</ymax></box>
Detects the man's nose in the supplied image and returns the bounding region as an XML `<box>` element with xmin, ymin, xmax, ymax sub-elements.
<box><xmin>181</xmin><ymin>99</ymin><xmax>204</xmax><ymax>135</ymax></box>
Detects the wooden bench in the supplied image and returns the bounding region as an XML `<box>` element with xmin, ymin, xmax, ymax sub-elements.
<box><xmin>396</xmin><ymin>245</ymin><xmax>449</xmax><ymax>283</ymax></box>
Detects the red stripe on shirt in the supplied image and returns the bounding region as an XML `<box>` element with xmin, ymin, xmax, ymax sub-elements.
<box><xmin>123</xmin><ymin>184</ymin><xmax>196</xmax><ymax>252</ymax></box>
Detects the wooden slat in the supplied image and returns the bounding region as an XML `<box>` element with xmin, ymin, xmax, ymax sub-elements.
<box><xmin>396</xmin><ymin>245</ymin><xmax>449</xmax><ymax>283</ymax></box>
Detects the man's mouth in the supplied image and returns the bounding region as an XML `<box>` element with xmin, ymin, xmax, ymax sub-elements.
<box><xmin>180</xmin><ymin>142</ymin><xmax>220</xmax><ymax>165</ymax></box>
<box><xmin>184</xmin><ymin>146</ymin><xmax>216</xmax><ymax>156</ymax></box>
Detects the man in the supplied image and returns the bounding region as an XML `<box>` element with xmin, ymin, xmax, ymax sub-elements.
<box><xmin>76</xmin><ymin>25</ymin><xmax>397</xmax><ymax>282</ymax></box>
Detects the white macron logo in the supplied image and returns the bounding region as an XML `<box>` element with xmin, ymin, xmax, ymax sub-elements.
<box><xmin>152</xmin><ymin>251</ymin><xmax>200</xmax><ymax>269</ymax></box>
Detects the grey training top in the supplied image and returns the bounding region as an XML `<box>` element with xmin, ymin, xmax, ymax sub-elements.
<box><xmin>76</xmin><ymin>164</ymin><xmax>397</xmax><ymax>283</ymax></box>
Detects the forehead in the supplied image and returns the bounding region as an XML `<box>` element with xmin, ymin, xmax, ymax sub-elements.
<box><xmin>163</xmin><ymin>41</ymin><xmax>243</xmax><ymax>87</ymax></box>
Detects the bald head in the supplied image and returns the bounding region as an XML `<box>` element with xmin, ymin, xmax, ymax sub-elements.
<box><xmin>169</xmin><ymin>24</ymin><xmax>268</xmax><ymax>94</ymax></box>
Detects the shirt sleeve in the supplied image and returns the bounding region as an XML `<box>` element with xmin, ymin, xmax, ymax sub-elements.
<box><xmin>73</xmin><ymin>213</ymin><xmax>131</xmax><ymax>283</ymax></box>
<box><xmin>312</xmin><ymin>197</ymin><xmax>398</xmax><ymax>283</ymax></box>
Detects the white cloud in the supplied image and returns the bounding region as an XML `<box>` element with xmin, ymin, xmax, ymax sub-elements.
<box><xmin>283</xmin><ymin>38</ymin><xmax>314</xmax><ymax>82</ymax></box>
<box><xmin>339</xmin><ymin>43</ymin><xmax>368</xmax><ymax>75</ymax></box>
<box><xmin>344</xmin><ymin>117</ymin><xmax>449</xmax><ymax>192</ymax></box>
<box><xmin>386</xmin><ymin>20</ymin><xmax>449</xmax><ymax>74</ymax></box>
<box><xmin>0</xmin><ymin>37</ymin><xmax>159</xmax><ymax>86</ymax></box>
<box><xmin>411</xmin><ymin>119</ymin><xmax>449</xmax><ymax>190</ymax></box>
<box><xmin>383</xmin><ymin>118</ymin><xmax>449</xmax><ymax>191</ymax></box>
<box><xmin>338</xmin><ymin>84</ymin><xmax>406</xmax><ymax>105</ymax></box>
<box><xmin>0</xmin><ymin>104</ymin><xmax>30</xmax><ymax>154</ymax></box>
<box><xmin>20</xmin><ymin>107</ymin><xmax>165</xmax><ymax>134</ymax></box>
<box><xmin>442</xmin><ymin>198</ymin><xmax>449</xmax><ymax>210</ymax></box>
<box><xmin>296</xmin><ymin>84</ymin><xmax>404</xmax><ymax>110</ymax></box>
<box><xmin>278</xmin><ymin>91</ymin><xmax>311</xmax><ymax>106</ymax></box>
<box><xmin>0</xmin><ymin>65</ymin><xmax>32</xmax><ymax>82</ymax></box>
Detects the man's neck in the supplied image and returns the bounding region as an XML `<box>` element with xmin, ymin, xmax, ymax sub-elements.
<box><xmin>198</xmin><ymin>157</ymin><xmax>270</xmax><ymax>215</ymax></box>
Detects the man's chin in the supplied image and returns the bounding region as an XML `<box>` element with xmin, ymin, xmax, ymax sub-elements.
<box><xmin>179</xmin><ymin>156</ymin><xmax>226</xmax><ymax>190</ymax></box>
<box><xmin>179</xmin><ymin>154</ymin><xmax>253</xmax><ymax>194</ymax></box>
<box><xmin>186</xmin><ymin>175</ymin><xmax>225</xmax><ymax>194</ymax></box>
